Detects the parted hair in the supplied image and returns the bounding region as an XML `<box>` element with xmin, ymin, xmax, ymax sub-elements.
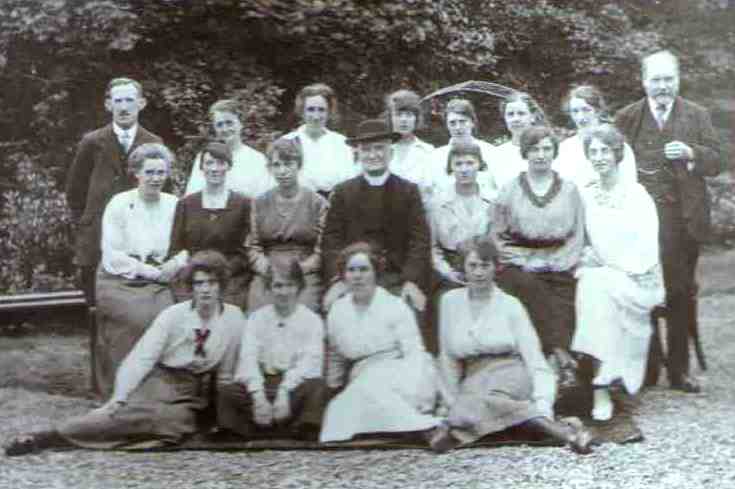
<box><xmin>264</xmin><ymin>258</ymin><xmax>306</xmax><ymax>293</ymax></box>
<box><xmin>582</xmin><ymin>124</ymin><xmax>626</xmax><ymax>165</ymax></box>
<box><xmin>179</xmin><ymin>249</ymin><xmax>231</xmax><ymax>294</ymax></box>
<box><xmin>106</xmin><ymin>77</ymin><xmax>144</xmax><ymax>98</ymax></box>
<box><xmin>336</xmin><ymin>241</ymin><xmax>386</xmax><ymax>280</ymax></box>
<box><xmin>444</xmin><ymin>98</ymin><xmax>479</xmax><ymax>127</ymax></box>
<box><xmin>460</xmin><ymin>235</ymin><xmax>500</xmax><ymax>268</ymax></box>
<box><xmin>266</xmin><ymin>136</ymin><xmax>304</xmax><ymax>169</ymax></box>
<box><xmin>293</xmin><ymin>83</ymin><xmax>340</xmax><ymax>124</ymax></box>
<box><xmin>519</xmin><ymin>126</ymin><xmax>559</xmax><ymax>161</ymax></box>
<box><xmin>446</xmin><ymin>141</ymin><xmax>488</xmax><ymax>174</ymax></box>
<box><xmin>561</xmin><ymin>85</ymin><xmax>611</xmax><ymax>124</ymax></box>
<box><xmin>500</xmin><ymin>91</ymin><xmax>547</xmax><ymax>127</ymax></box>
<box><xmin>128</xmin><ymin>142</ymin><xmax>175</xmax><ymax>175</ymax></box>
<box><xmin>199</xmin><ymin>140</ymin><xmax>233</xmax><ymax>170</ymax></box>
<box><xmin>385</xmin><ymin>89</ymin><xmax>425</xmax><ymax>130</ymax></box>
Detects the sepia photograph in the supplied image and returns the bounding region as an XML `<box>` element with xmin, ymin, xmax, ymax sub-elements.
<box><xmin>0</xmin><ymin>1</ymin><xmax>733</xmax><ymax>487</ymax></box>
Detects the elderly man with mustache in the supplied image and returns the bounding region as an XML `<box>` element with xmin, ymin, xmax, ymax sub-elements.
<box><xmin>615</xmin><ymin>50</ymin><xmax>725</xmax><ymax>393</ymax></box>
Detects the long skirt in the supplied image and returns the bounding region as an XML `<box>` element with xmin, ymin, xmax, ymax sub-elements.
<box><xmin>57</xmin><ymin>366</ymin><xmax>209</xmax><ymax>449</ymax></box>
<box><xmin>572</xmin><ymin>266</ymin><xmax>664</xmax><ymax>394</ymax></box>
<box><xmin>495</xmin><ymin>266</ymin><xmax>576</xmax><ymax>354</ymax></box>
<box><xmin>248</xmin><ymin>247</ymin><xmax>323</xmax><ymax>313</ymax></box>
<box><xmin>320</xmin><ymin>352</ymin><xmax>441</xmax><ymax>443</ymax></box>
<box><xmin>217</xmin><ymin>376</ymin><xmax>327</xmax><ymax>437</ymax></box>
<box><xmin>448</xmin><ymin>356</ymin><xmax>545</xmax><ymax>444</ymax></box>
<box><xmin>94</xmin><ymin>268</ymin><xmax>175</xmax><ymax>398</ymax></box>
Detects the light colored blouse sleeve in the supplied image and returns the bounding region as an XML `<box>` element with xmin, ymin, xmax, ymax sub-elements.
<box><xmin>234</xmin><ymin>316</ymin><xmax>265</xmax><ymax>393</ymax></box>
<box><xmin>509</xmin><ymin>298</ymin><xmax>557</xmax><ymax>417</ymax></box>
<box><xmin>430</xmin><ymin>206</ymin><xmax>455</xmax><ymax>281</ymax></box>
<box><xmin>392</xmin><ymin>297</ymin><xmax>428</xmax><ymax>357</ymax></box>
<box><xmin>100</xmin><ymin>194</ymin><xmax>151</xmax><ymax>279</ymax></box>
<box><xmin>184</xmin><ymin>152</ymin><xmax>205</xmax><ymax>196</ymax></box>
<box><xmin>245</xmin><ymin>202</ymin><xmax>271</xmax><ymax>276</ymax></box>
<box><xmin>299</xmin><ymin>194</ymin><xmax>328</xmax><ymax>275</ymax></box>
<box><xmin>281</xmin><ymin>312</ymin><xmax>325</xmax><ymax>391</ymax></box>
<box><xmin>110</xmin><ymin>307</ymin><xmax>173</xmax><ymax>403</ymax></box>
<box><xmin>437</xmin><ymin>292</ymin><xmax>462</xmax><ymax>404</ymax></box>
<box><xmin>620</xmin><ymin>142</ymin><xmax>638</xmax><ymax>184</ymax></box>
<box><xmin>325</xmin><ymin>306</ymin><xmax>349</xmax><ymax>389</ymax></box>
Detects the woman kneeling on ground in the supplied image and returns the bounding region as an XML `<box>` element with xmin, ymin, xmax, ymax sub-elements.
<box><xmin>431</xmin><ymin>236</ymin><xmax>593</xmax><ymax>454</ymax></box>
<box><xmin>5</xmin><ymin>250</ymin><xmax>247</xmax><ymax>456</ymax></box>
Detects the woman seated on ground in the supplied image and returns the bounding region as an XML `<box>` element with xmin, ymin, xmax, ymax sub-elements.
<box><xmin>4</xmin><ymin>251</ymin><xmax>247</xmax><ymax>456</ymax></box>
<box><xmin>169</xmin><ymin>141</ymin><xmax>251</xmax><ymax>309</ymax></box>
<box><xmin>217</xmin><ymin>259</ymin><xmax>326</xmax><ymax>441</ymax></box>
<box><xmin>320</xmin><ymin>242</ymin><xmax>442</xmax><ymax>443</ymax></box>
<box><xmin>492</xmin><ymin>126</ymin><xmax>585</xmax><ymax>382</ymax></box>
<box><xmin>94</xmin><ymin>142</ymin><xmax>181</xmax><ymax>397</ymax></box>
<box><xmin>185</xmin><ymin>99</ymin><xmax>272</xmax><ymax>198</ymax></box>
<box><xmin>283</xmin><ymin>83</ymin><xmax>353</xmax><ymax>197</ymax></box>
<box><xmin>494</xmin><ymin>91</ymin><xmax>547</xmax><ymax>189</ymax></box>
<box><xmin>431</xmin><ymin>237</ymin><xmax>593</xmax><ymax>454</ymax></box>
<box><xmin>431</xmin><ymin>141</ymin><xmax>496</xmax><ymax>293</ymax></box>
<box><xmin>246</xmin><ymin>136</ymin><xmax>328</xmax><ymax>313</ymax></box>
<box><xmin>555</xmin><ymin>85</ymin><xmax>637</xmax><ymax>189</ymax></box>
<box><xmin>571</xmin><ymin>125</ymin><xmax>664</xmax><ymax>421</ymax></box>
<box><xmin>384</xmin><ymin>89</ymin><xmax>435</xmax><ymax>202</ymax></box>
<box><xmin>430</xmin><ymin>98</ymin><xmax>499</xmax><ymax>195</ymax></box>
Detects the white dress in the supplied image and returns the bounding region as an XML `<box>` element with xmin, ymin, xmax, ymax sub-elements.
<box><xmin>572</xmin><ymin>180</ymin><xmax>664</xmax><ymax>394</ymax></box>
<box><xmin>185</xmin><ymin>144</ymin><xmax>272</xmax><ymax>198</ymax></box>
<box><xmin>284</xmin><ymin>125</ymin><xmax>354</xmax><ymax>194</ymax></box>
<box><xmin>320</xmin><ymin>287</ymin><xmax>441</xmax><ymax>442</ymax></box>
<box><xmin>493</xmin><ymin>140</ymin><xmax>528</xmax><ymax>190</ymax></box>
<box><xmin>554</xmin><ymin>134</ymin><xmax>637</xmax><ymax>190</ymax></box>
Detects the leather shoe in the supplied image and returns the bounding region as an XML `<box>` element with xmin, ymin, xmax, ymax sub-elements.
<box><xmin>670</xmin><ymin>376</ymin><xmax>701</xmax><ymax>393</ymax></box>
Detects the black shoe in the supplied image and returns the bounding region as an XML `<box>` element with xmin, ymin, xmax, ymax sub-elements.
<box><xmin>670</xmin><ymin>376</ymin><xmax>701</xmax><ymax>393</ymax></box>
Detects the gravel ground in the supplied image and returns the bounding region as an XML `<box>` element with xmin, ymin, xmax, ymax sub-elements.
<box><xmin>1</xmin><ymin>251</ymin><xmax>734</xmax><ymax>489</ymax></box>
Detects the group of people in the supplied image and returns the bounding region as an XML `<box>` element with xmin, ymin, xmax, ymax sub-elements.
<box><xmin>4</xmin><ymin>49</ymin><xmax>724</xmax><ymax>457</ymax></box>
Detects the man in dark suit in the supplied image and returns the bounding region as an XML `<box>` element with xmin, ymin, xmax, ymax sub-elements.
<box><xmin>322</xmin><ymin>118</ymin><xmax>432</xmax><ymax>348</ymax></box>
<box><xmin>615</xmin><ymin>50</ymin><xmax>724</xmax><ymax>393</ymax></box>
<box><xmin>66</xmin><ymin>77</ymin><xmax>162</xmax><ymax>306</ymax></box>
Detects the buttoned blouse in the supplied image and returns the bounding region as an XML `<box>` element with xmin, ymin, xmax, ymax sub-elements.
<box><xmin>326</xmin><ymin>287</ymin><xmax>427</xmax><ymax>389</ymax></box>
<box><xmin>185</xmin><ymin>144</ymin><xmax>272</xmax><ymax>198</ymax></box>
<box><xmin>284</xmin><ymin>126</ymin><xmax>354</xmax><ymax>193</ymax></box>
<box><xmin>111</xmin><ymin>302</ymin><xmax>247</xmax><ymax>403</ymax></box>
<box><xmin>236</xmin><ymin>304</ymin><xmax>324</xmax><ymax>393</ymax></box>
<box><xmin>493</xmin><ymin>174</ymin><xmax>584</xmax><ymax>272</ymax></box>
<box><xmin>101</xmin><ymin>189</ymin><xmax>178</xmax><ymax>278</ymax></box>
<box><xmin>439</xmin><ymin>287</ymin><xmax>556</xmax><ymax>415</ymax></box>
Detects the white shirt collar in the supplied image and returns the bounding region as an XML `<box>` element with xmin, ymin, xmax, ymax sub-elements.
<box><xmin>362</xmin><ymin>171</ymin><xmax>391</xmax><ymax>186</ymax></box>
<box><xmin>647</xmin><ymin>98</ymin><xmax>673</xmax><ymax>121</ymax></box>
<box><xmin>201</xmin><ymin>189</ymin><xmax>229</xmax><ymax>209</ymax></box>
<box><xmin>113</xmin><ymin>123</ymin><xmax>138</xmax><ymax>142</ymax></box>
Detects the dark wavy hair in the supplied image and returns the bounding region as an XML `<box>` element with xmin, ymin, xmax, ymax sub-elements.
<box><xmin>336</xmin><ymin>241</ymin><xmax>386</xmax><ymax>280</ymax></box>
<box><xmin>460</xmin><ymin>236</ymin><xmax>500</xmax><ymax>268</ymax></box>
<box><xmin>199</xmin><ymin>140</ymin><xmax>233</xmax><ymax>170</ymax></box>
<box><xmin>499</xmin><ymin>91</ymin><xmax>547</xmax><ymax>127</ymax></box>
<box><xmin>293</xmin><ymin>83</ymin><xmax>340</xmax><ymax>125</ymax></box>
<box><xmin>266</xmin><ymin>136</ymin><xmax>304</xmax><ymax>170</ymax></box>
<box><xmin>561</xmin><ymin>85</ymin><xmax>611</xmax><ymax>125</ymax></box>
<box><xmin>264</xmin><ymin>258</ymin><xmax>306</xmax><ymax>293</ymax></box>
<box><xmin>385</xmin><ymin>89</ymin><xmax>425</xmax><ymax>130</ymax></box>
<box><xmin>446</xmin><ymin>141</ymin><xmax>488</xmax><ymax>174</ymax></box>
<box><xmin>519</xmin><ymin>126</ymin><xmax>560</xmax><ymax>161</ymax></box>
<box><xmin>179</xmin><ymin>249</ymin><xmax>231</xmax><ymax>296</ymax></box>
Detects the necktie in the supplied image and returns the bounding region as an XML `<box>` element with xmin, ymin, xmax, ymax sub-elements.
<box><xmin>655</xmin><ymin>104</ymin><xmax>667</xmax><ymax>129</ymax></box>
<box><xmin>119</xmin><ymin>132</ymin><xmax>131</xmax><ymax>153</ymax></box>
<box><xmin>194</xmin><ymin>328</ymin><xmax>210</xmax><ymax>357</ymax></box>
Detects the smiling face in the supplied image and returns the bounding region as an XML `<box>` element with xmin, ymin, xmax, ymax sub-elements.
<box><xmin>464</xmin><ymin>251</ymin><xmax>495</xmax><ymax>288</ymax></box>
<box><xmin>192</xmin><ymin>270</ymin><xmax>221</xmax><ymax>309</ymax></box>
<box><xmin>303</xmin><ymin>95</ymin><xmax>329</xmax><ymax>130</ymax></box>
<box><xmin>586</xmin><ymin>137</ymin><xmax>618</xmax><ymax>179</ymax></box>
<box><xmin>201</xmin><ymin>152</ymin><xmax>230</xmax><ymax>186</ymax></box>
<box><xmin>643</xmin><ymin>57</ymin><xmax>680</xmax><ymax>107</ymax></box>
<box><xmin>356</xmin><ymin>139</ymin><xmax>392</xmax><ymax>177</ymax></box>
<box><xmin>450</xmin><ymin>153</ymin><xmax>481</xmax><ymax>186</ymax></box>
<box><xmin>504</xmin><ymin>100</ymin><xmax>534</xmax><ymax>136</ymax></box>
<box><xmin>391</xmin><ymin>109</ymin><xmax>417</xmax><ymax>136</ymax></box>
<box><xmin>446</xmin><ymin>112</ymin><xmax>475</xmax><ymax>140</ymax></box>
<box><xmin>106</xmin><ymin>83</ymin><xmax>146</xmax><ymax>130</ymax></box>
<box><xmin>568</xmin><ymin>97</ymin><xmax>600</xmax><ymax>131</ymax></box>
<box><xmin>344</xmin><ymin>252</ymin><xmax>377</xmax><ymax>300</ymax></box>
<box><xmin>211</xmin><ymin>110</ymin><xmax>242</xmax><ymax>144</ymax></box>
<box><xmin>135</xmin><ymin>157</ymin><xmax>169</xmax><ymax>198</ymax></box>
<box><xmin>525</xmin><ymin>136</ymin><xmax>556</xmax><ymax>174</ymax></box>
<box><xmin>268</xmin><ymin>150</ymin><xmax>300</xmax><ymax>189</ymax></box>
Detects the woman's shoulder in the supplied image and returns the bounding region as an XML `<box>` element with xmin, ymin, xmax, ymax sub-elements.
<box><xmin>222</xmin><ymin>303</ymin><xmax>249</xmax><ymax>323</ymax></box>
<box><xmin>295</xmin><ymin>304</ymin><xmax>325</xmax><ymax>328</ymax></box>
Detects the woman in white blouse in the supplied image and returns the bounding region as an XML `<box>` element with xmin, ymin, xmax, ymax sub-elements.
<box><xmin>320</xmin><ymin>242</ymin><xmax>442</xmax><ymax>443</ymax></box>
<box><xmin>283</xmin><ymin>83</ymin><xmax>354</xmax><ymax>197</ymax></box>
<box><xmin>95</xmin><ymin>143</ymin><xmax>182</xmax><ymax>396</ymax></box>
<box><xmin>431</xmin><ymin>237</ymin><xmax>593</xmax><ymax>454</ymax></box>
<box><xmin>217</xmin><ymin>259</ymin><xmax>326</xmax><ymax>440</ymax></box>
<box><xmin>555</xmin><ymin>85</ymin><xmax>637</xmax><ymax>189</ymax></box>
<box><xmin>494</xmin><ymin>91</ymin><xmax>547</xmax><ymax>189</ymax></box>
<box><xmin>571</xmin><ymin>125</ymin><xmax>664</xmax><ymax>421</ymax></box>
<box><xmin>5</xmin><ymin>251</ymin><xmax>246</xmax><ymax>456</ymax></box>
<box><xmin>185</xmin><ymin>99</ymin><xmax>272</xmax><ymax>198</ymax></box>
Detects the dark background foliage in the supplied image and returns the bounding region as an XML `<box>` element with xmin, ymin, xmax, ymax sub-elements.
<box><xmin>0</xmin><ymin>0</ymin><xmax>732</xmax><ymax>292</ymax></box>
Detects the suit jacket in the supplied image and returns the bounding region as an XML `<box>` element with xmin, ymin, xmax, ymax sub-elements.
<box><xmin>65</xmin><ymin>124</ymin><xmax>162</xmax><ymax>266</ymax></box>
<box><xmin>322</xmin><ymin>173</ymin><xmax>430</xmax><ymax>291</ymax></box>
<box><xmin>615</xmin><ymin>96</ymin><xmax>723</xmax><ymax>240</ymax></box>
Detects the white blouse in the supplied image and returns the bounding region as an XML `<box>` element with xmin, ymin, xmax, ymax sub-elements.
<box><xmin>100</xmin><ymin>189</ymin><xmax>178</xmax><ymax>278</ymax></box>
<box><xmin>439</xmin><ymin>288</ymin><xmax>556</xmax><ymax>417</ymax></box>
<box><xmin>554</xmin><ymin>134</ymin><xmax>637</xmax><ymax>190</ymax></box>
<box><xmin>326</xmin><ymin>287</ymin><xmax>427</xmax><ymax>389</ymax></box>
<box><xmin>389</xmin><ymin>137</ymin><xmax>435</xmax><ymax>199</ymax></box>
<box><xmin>284</xmin><ymin>126</ymin><xmax>354</xmax><ymax>193</ymax></box>
<box><xmin>185</xmin><ymin>144</ymin><xmax>272</xmax><ymax>198</ymax></box>
<box><xmin>111</xmin><ymin>302</ymin><xmax>247</xmax><ymax>404</ymax></box>
<box><xmin>235</xmin><ymin>304</ymin><xmax>324</xmax><ymax>393</ymax></box>
<box><xmin>493</xmin><ymin>140</ymin><xmax>528</xmax><ymax>190</ymax></box>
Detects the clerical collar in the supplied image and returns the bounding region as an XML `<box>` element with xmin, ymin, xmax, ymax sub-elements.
<box><xmin>113</xmin><ymin>122</ymin><xmax>138</xmax><ymax>141</ymax></box>
<box><xmin>362</xmin><ymin>171</ymin><xmax>390</xmax><ymax>186</ymax></box>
